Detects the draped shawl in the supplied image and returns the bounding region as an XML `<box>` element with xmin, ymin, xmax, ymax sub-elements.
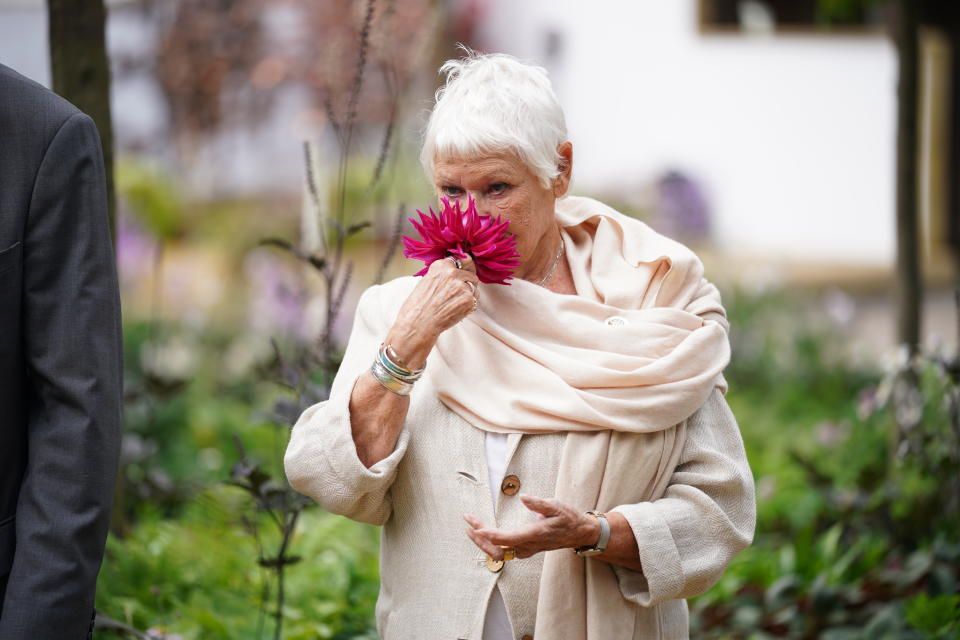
<box><xmin>430</xmin><ymin>195</ymin><xmax>731</xmax><ymax>638</ymax></box>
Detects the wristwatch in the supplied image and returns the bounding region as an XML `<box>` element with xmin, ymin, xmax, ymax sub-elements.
<box><xmin>574</xmin><ymin>510</ymin><xmax>610</xmax><ymax>557</ymax></box>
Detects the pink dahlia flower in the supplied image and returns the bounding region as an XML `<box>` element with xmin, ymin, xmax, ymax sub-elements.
<box><xmin>402</xmin><ymin>196</ymin><xmax>521</xmax><ymax>285</ymax></box>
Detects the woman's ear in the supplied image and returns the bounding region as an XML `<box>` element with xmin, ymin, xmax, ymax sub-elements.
<box><xmin>553</xmin><ymin>141</ymin><xmax>573</xmax><ymax>197</ymax></box>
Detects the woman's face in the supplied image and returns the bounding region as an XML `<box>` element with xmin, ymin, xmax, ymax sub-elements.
<box><xmin>432</xmin><ymin>148</ymin><xmax>569</xmax><ymax>279</ymax></box>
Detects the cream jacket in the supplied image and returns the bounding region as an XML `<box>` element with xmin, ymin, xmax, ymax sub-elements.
<box><xmin>284</xmin><ymin>278</ymin><xmax>756</xmax><ymax>640</ymax></box>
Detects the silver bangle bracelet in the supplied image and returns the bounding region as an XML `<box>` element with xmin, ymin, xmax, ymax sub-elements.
<box><xmin>378</xmin><ymin>343</ymin><xmax>425</xmax><ymax>382</ymax></box>
<box><xmin>378</xmin><ymin>352</ymin><xmax>421</xmax><ymax>382</ymax></box>
<box><xmin>370</xmin><ymin>358</ymin><xmax>414</xmax><ymax>396</ymax></box>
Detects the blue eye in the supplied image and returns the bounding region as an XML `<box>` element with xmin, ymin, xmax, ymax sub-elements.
<box><xmin>442</xmin><ymin>186</ymin><xmax>464</xmax><ymax>197</ymax></box>
<box><xmin>489</xmin><ymin>182</ymin><xmax>509</xmax><ymax>195</ymax></box>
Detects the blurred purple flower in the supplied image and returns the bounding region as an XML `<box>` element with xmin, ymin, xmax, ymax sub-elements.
<box><xmin>815</xmin><ymin>420</ymin><xmax>848</xmax><ymax>447</ymax></box>
<box><xmin>654</xmin><ymin>170</ymin><xmax>712</xmax><ymax>243</ymax></box>
<box><xmin>244</xmin><ymin>250</ymin><xmax>309</xmax><ymax>340</ymax></box>
<box><xmin>116</xmin><ymin>212</ymin><xmax>158</xmax><ymax>288</ymax></box>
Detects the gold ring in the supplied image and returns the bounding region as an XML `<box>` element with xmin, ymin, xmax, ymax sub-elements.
<box><xmin>447</xmin><ymin>256</ymin><xmax>463</xmax><ymax>269</ymax></box>
<box><xmin>500</xmin><ymin>546</ymin><xmax>516</xmax><ymax>561</ymax></box>
<box><xmin>464</xmin><ymin>281</ymin><xmax>477</xmax><ymax>296</ymax></box>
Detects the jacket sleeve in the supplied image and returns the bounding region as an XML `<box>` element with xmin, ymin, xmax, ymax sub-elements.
<box><xmin>608</xmin><ymin>388</ymin><xmax>756</xmax><ymax>606</ymax></box>
<box><xmin>0</xmin><ymin>113</ymin><xmax>122</xmax><ymax>640</ymax></box>
<box><xmin>284</xmin><ymin>284</ymin><xmax>411</xmax><ymax>526</ymax></box>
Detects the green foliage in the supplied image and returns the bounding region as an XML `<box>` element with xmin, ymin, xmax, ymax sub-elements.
<box><xmin>115</xmin><ymin>321</ymin><xmax>285</xmax><ymax>521</ymax></box>
<box><xmin>691</xmin><ymin>286</ymin><xmax>960</xmax><ymax>638</ymax></box>
<box><xmin>101</xmin><ymin>244</ymin><xmax>959</xmax><ymax>639</ymax></box>
<box><xmin>97</xmin><ymin>487</ymin><xmax>380</xmax><ymax>639</ymax></box>
<box><xmin>905</xmin><ymin>593</ymin><xmax>960</xmax><ymax>639</ymax></box>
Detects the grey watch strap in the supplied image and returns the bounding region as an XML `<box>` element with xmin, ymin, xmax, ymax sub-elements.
<box><xmin>575</xmin><ymin>510</ymin><xmax>611</xmax><ymax>557</ymax></box>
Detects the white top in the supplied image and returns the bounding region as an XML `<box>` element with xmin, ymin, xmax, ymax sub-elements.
<box><xmin>482</xmin><ymin>432</ymin><xmax>513</xmax><ymax>640</ymax></box>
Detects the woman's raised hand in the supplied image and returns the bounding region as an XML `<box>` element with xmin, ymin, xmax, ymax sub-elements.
<box><xmin>383</xmin><ymin>255</ymin><xmax>481</xmax><ymax>368</ymax></box>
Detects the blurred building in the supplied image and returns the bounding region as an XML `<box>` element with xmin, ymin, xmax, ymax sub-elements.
<box><xmin>469</xmin><ymin>0</ymin><xmax>955</xmax><ymax>275</ymax></box>
<box><xmin>0</xmin><ymin>0</ymin><xmax>305</xmax><ymax>197</ymax></box>
<box><xmin>1</xmin><ymin>0</ymin><xmax>955</xmax><ymax>275</ymax></box>
<box><xmin>0</xmin><ymin>0</ymin><xmax>435</xmax><ymax>202</ymax></box>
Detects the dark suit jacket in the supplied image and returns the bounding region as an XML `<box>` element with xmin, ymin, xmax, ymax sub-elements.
<box><xmin>0</xmin><ymin>63</ymin><xmax>122</xmax><ymax>639</ymax></box>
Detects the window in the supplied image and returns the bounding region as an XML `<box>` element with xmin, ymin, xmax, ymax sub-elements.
<box><xmin>699</xmin><ymin>0</ymin><xmax>890</xmax><ymax>35</ymax></box>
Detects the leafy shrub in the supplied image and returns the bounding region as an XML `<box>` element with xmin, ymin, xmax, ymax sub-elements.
<box><xmin>97</xmin><ymin>486</ymin><xmax>380</xmax><ymax>639</ymax></box>
<box><xmin>691</xmin><ymin>289</ymin><xmax>960</xmax><ymax>638</ymax></box>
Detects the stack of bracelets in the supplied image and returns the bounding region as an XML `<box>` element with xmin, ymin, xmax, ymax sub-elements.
<box><xmin>370</xmin><ymin>343</ymin><xmax>425</xmax><ymax>396</ymax></box>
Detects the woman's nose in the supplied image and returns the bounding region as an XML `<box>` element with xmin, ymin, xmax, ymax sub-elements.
<box><xmin>467</xmin><ymin>191</ymin><xmax>491</xmax><ymax>216</ymax></box>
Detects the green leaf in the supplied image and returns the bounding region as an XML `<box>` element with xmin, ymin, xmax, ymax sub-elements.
<box><xmin>259</xmin><ymin>237</ymin><xmax>327</xmax><ymax>271</ymax></box>
<box><xmin>905</xmin><ymin>593</ymin><xmax>960</xmax><ymax>638</ymax></box>
<box><xmin>346</xmin><ymin>220</ymin><xmax>372</xmax><ymax>236</ymax></box>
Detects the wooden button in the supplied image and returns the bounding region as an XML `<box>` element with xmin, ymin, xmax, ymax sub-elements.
<box><xmin>501</xmin><ymin>474</ymin><xmax>520</xmax><ymax>496</ymax></box>
<box><xmin>485</xmin><ymin>555</ymin><xmax>504</xmax><ymax>573</ymax></box>
<box><xmin>521</xmin><ymin>635</ymin><xmax>534</xmax><ymax>640</ymax></box>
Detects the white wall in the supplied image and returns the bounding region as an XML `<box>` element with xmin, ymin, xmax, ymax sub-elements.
<box><xmin>476</xmin><ymin>0</ymin><xmax>897</xmax><ymax>265</ymax></box>
<box><xmin>0</xmin><ymin>5</ymin><xmax>49</xmax><ymax>86</ymax></box>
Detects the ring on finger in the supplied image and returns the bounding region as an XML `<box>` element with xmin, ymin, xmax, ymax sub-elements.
<box><xmin>464</xmin><ymin>281</ymin><xmax>477</xmax><ymax>296</ymax></box>
<box><xmin>500</xmin><ymin>546</ymin><xmax>517</xmax><ymax>561</ymax></box>
<box><xmin>447</xmin><ymin>256</ymin><xmax>463</xmax><ymax>270</ymax></box>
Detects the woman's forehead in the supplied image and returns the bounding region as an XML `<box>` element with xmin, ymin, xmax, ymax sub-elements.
<box><xmin>433</xmin><ymin>151</ymin><xmax>529</xmax><ymax>181</ymax></box>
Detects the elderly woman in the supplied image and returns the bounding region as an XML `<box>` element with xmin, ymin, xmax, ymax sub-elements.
<box><xmin>284</xmin><ymin>52</ymin><xmax>755</xmax><ymax>640</ymax></box>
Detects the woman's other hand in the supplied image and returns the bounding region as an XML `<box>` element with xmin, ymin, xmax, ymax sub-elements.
<box><xmin>385</xmin><ymin>255</ymin><xmax>480</xmax><ymax>368</ymax></box>
<box><xmin>463</xmin><ymin>494</ymin><xmax>645</xmax><ymax>571</ymax></box>
<box><xmin>463</xmin><ymin>494</ymin><xmax>600</xmax><ymax>560</ymax></box>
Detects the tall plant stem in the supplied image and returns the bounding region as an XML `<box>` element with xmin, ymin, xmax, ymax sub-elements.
<box><xmin>331</xmin><ymin>0</ymin><xmax>376</xmax><ymax>299</ymax></box>
<box><xmin>273</xmin><ymin>508</ymin><xmax>301</xmax><ymax>640</ymax></box>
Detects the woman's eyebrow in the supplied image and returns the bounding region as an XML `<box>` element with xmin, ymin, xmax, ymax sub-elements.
<box><xmin>435</xmin><ymin>170</ymin><xmax>514</xmax><ymax>185</ymax></box>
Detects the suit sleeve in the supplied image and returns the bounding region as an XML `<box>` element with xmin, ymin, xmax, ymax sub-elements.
<box><xmin>609</xmin><ymin>388</ymin><xmax>756</xmax><ymax>606</ymax></box>
<box><xmin>284</xmin><ymin>284</ymin><xmax>411</xmax><ymax>526</ymax></box>
<box><xmin>0</xmin><ymin>112</ymin><xmax>122</xmax><ymax>640</ymax></box>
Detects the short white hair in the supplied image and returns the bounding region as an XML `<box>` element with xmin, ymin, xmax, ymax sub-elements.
<box><xmin>420</xmin><ymin>51</ymin><xmax>568</xmax><ymax>189</ymax></box>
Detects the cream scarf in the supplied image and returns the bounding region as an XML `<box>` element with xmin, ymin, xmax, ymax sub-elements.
<box><xmin>432</xmin><ymin>195</ymin><xmax>730</xmax><ymax>638</ymax></box>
